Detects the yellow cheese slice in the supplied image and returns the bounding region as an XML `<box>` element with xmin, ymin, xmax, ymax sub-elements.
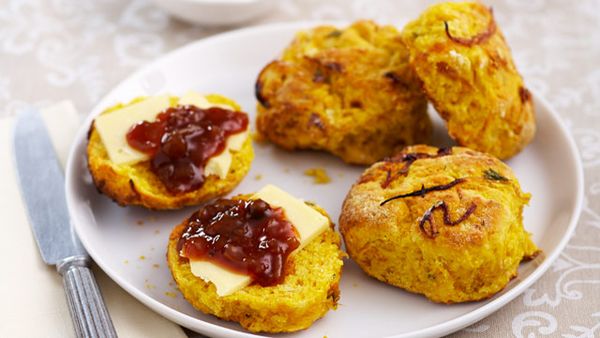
<box><xmin>188</xmin><ymin>185</ymin><xmax>329</xmax><ymax>297</ymax></box>
<box><xmin>94</xmin><ymin>95</ymin><xmax>170</xmax><ymax>165</ymax></box>
<box><xmin>204</xmin><ymin>149</ymin><xmax>232</xmax><ymax>179</ymax></box>
<box><xmin>179</xmin><ymin>91</ymin><xmax>247</xmax><ymax>179</ymax></box>
<box><xmin>203</xmin><ymin>130</ymin><xmax>248</xmax><ymax>179</ymax></box>
<box><xmin>226</xmin><ymin>130</ymin><xmax>248</xmax><ymax>151</ymax></box>
<box><xmin>95</xmin><ymin>92</ymin><xmax>247</xmax><ymax>178</ymax></box>
<box><xmin>178</xmin><ymin>91</ymin><xmax>211</xmax><ymax>108</ymax></box>
<box><xmin>189</xmin><ymin>260</ymin><xmax>250</xmax><ymax>297</ymax></box>
<box><xmin>179</xmin><ymin>91</ymin><xmax>232</xmax><ymax>110</ymax></box>
<box><xmin>252</xmin><ymin>184</ymin><xmax>329</xmax><ymax>250</ymax></box>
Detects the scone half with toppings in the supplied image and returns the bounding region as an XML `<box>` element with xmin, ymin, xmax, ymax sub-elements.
<box><xmin>256</xmin><ymin>20</ymin><xmax>431</xmax><ymax>165</ymax></box>
<box><xmin>167</xmin><ymin>185</ymin><xmax>344</xmax><ymax>333</ymax></box>
<box><xmin>401</xmin><ymin>2</ymin><xmax>535</xmax><ymax>159</ymax></box>
<box><xmin>339</xmin><ymin>145</ymin><xmax>539</xmax><ymax>303</ymax></box>
<box><xmin>87</xmin><ymin>92</ymin><xmax>253</xmax><ymax>209</ymax></box>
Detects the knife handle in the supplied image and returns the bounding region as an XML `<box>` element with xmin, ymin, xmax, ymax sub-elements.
<box><xmin>57</xmin><ymin>256</ymin><xmax>118</xmax><ymax>338</ymax></box>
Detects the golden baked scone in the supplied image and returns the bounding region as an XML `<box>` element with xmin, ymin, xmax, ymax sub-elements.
<box><xmin>167</xmin><ymin>198</ymin><xmax>344</xmax><ymax>333</ymax></box>
<box><xmin>401</xmin><ymin>2</ymin><xmax>535</xmax><ymax>160</ymax></box>
<box><xmin>256</xmin><ymin>20</ymin><xmax>431</xmax><ymax>165</ymax></box>
<box><xmin>339</xmin><ymin>145</ymin><xmax>539</xmax><ymax>303</ymax></box>
<box><xmin>87</xmin><ymin>94</ymin><xmax>253</xmax><ymax>210</ymax></box>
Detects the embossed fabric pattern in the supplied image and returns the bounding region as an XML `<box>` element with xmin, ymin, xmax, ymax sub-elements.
<box><xmin>2</xmin><ymin>0</ymin><xmax>598</xmax><ymax>336</ymax></box>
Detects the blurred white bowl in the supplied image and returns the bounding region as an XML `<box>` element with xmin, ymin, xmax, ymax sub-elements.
<box><xmin>152</xmin><ymin>0</ymin><xmax>277</xmax><ymax>26</ymax></box>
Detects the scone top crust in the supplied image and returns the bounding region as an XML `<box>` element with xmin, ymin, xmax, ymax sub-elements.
<box><xmin>256</xmin><ymin>20</ymin><xmax>431</xmax><ymax>165</ymax></box>
<box><xmin>339</xmin><ymin>145</ymin><xmax>539</xmax><ymax>303</ymax></box>
<box><xmin>342</xmin><ymin>145</ymin><xmax>533</xmax><ymax>248</ymax></box>
<box><xmin>401</xmin><ymin>2</ymin><xmax>535</xmax><ymax>160</ymax></box>
<box><xmin>87</xmin><ymin>94</ymin><xmax>254</xmax><ymax>210</ymax></box>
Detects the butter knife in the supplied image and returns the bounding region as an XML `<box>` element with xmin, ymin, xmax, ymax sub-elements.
<box><xmin>13</xmin><ymin>108</ymin><xmax>118</xmax><ymax>338</ymax></box>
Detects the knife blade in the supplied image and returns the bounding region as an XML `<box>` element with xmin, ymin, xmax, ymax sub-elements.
<box><xmin>13</xmin><ymin>108</ymin><xmax>85</xmax><ymax>264</ymax></box>
<box><xmin>13</xmin><ymin>108</ymin><xmax>117</xmax><ymax>338</ymax></box>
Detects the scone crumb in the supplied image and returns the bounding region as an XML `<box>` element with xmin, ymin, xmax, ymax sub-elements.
<box><xmin>139</xmin><ymin>255</ymin><xmax>146</xmax><ymax>260</ymax></box>
<box><xmin>255</xmin><ymin>174</ymin><xmax>263</xmax><ymax>180</ymax></box>
<box><xmin>136</xmin><ymin>220</ymin><xmax>144</xmax><ymax>226</ymax></box>
<box><xmin>152</xmin><ymin>264</ymin><xmax>160</xmax><ymax>269</ymax></box>
<box><xmin>251</xmin><ymin>131</ymin><xmax>266</xmax><ymax>144</ymax></box>
<box><xmin>165</xmin><ymin>291</ymin><xmax>177</xmax><ymax>298</ymax></box>
<box><xmin>304</xmin><ymin>168</ymin><xmax>331</xmax><ymax>184</ymax></box>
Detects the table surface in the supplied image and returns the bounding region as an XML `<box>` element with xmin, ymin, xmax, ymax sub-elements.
<box><xmin>2</xmin><ymin>0</ymin><xmax>599</xmax><ymax>337</ymax></box>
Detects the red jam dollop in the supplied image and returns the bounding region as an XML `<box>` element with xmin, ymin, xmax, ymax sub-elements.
<box><xmin>126</xmin><ymin>104</ymin><xmax>248</xmax><ymax>193</ymax></box>
<box><xmin>177</xmin><ymin>198</ymin><xmax>300</xmax><ymax>286</ymax></box>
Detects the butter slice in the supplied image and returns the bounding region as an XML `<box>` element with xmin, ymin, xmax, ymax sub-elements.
<box><xmin>188</xmin><ymin>185</ymin><xmax>329</xmax><ymax>296</ymax></box>
<box><xmin>94</xmin><ymin>95</ymin><xmax>170</xmax><ymax>165</ymax></box>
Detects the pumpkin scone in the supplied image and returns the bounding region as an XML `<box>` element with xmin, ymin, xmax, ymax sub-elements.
<box><xmin>339</xmin><ymin>145</ymin><xmax>539</xmax><ymax>303</ymax></box>
<box><xmin>256</xmin><ymin>20</ymin><xmax>430</xmax><ymax>165</ymax></box>
<box><xmin>401</xmin><ymin>2</ymin><xmax>535</xmax><ymax>159</ymax></box>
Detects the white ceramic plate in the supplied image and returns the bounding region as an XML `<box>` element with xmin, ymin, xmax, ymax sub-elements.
<box><xmin>65</xmin><ymin>22</ymin><xmax>584</xmax><ymax>338</ymax></box>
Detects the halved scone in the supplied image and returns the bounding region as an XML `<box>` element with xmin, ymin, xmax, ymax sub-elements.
<box><xmin>87</xmin><ymin>93</ymin><xmax>253</xmax><ymax>210</ymax></box>
<box><xmin>167</xmin><ymin>185</ymin><xmax>344</xmax><ymax>332</ymax></box>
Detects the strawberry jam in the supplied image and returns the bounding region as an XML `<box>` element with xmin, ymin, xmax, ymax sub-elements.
<box><xmin>177</xmin><ymin>198</ymin><xmax>300</xmax><ymax>286</ymax></box>
<box><xmin>126</xmin><ymin>105</ymin><xmax>248</xmax><ymax>193</ymax></box>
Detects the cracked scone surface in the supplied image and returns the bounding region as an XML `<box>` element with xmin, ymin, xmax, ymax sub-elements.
<box><xmin>87</xmin><ymin>94</ymin><xmax>253</xmax><ymax>210</ymax></box>
<box><xmin>401</xmin><ymin>2</ymin><xmax>535</xmax><ymax>160</ymax></box>
<box><xmin>256</xmin><ymin>20</ymin><xmax>430</xmax><ymax>165</ymax></box>
<box><xmin>339</xmin><ymin>145</ymin><xmax>539</xmax><ymax>303</ymax></box>
<box><xmin>167</xmin><ymin>202</ymin><xmax>344</xmax><ymax>333</ymax></box>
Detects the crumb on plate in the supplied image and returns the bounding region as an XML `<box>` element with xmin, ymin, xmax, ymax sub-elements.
<box><xmin>304</xmin><ymin>168</ymin><xmax>331</xmax><ymax>184</ymax></box>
